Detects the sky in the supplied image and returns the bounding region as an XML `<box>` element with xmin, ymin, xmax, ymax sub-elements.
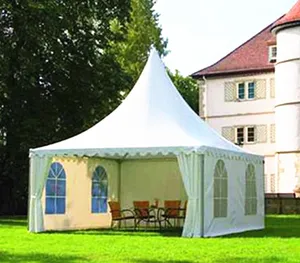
<box><xmin>154</xmin><ymin>0</ymin><xmax>297</xmax><ymax>76</ymax></box>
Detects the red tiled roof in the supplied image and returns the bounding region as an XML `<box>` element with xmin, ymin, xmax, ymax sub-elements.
<box><xmin>192</xmin><ymin>18</ymin><xmax>282</xmax><ymax>78</ymax></box>
<box><xmin>272</xmin><ymin>0</ymin><xmax>300</xmax><ymax>32</ymax></box>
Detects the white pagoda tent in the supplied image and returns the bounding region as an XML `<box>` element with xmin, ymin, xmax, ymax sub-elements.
<box><xmin>29</xmin><ymin>48</ymin><xmax>264</xmax><ymax>237</ymax></box>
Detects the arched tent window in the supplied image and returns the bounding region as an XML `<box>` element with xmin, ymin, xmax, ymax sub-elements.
<box><xmin>245</xmin><ymin>164</ymin><xmax>257</xmax><ymax>215</ymax></box>
<box><xmin>45</xmin><ymin>162</ymin><xmax>66</xmax><ymax>214</ymax></box>
<box><xmin>214</xmin><ymin>160</ymin><xmax>228</xmax><ymax>218</ymax></box>
<box><xmin>92</xmin><ymin>166</ymin><xmax>108</xmax><ymax>213</ymax></box>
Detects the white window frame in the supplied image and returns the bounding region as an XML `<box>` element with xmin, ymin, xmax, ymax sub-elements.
<box><xmin>246</xmin><ymin>126</ymin><xmax>255</xmax><ymax>143</ymax></box>
<box><xmin>236</xmin><ymin>81</ymin><xmax>256</xmax><ymax>101</ymax></box>
<box><xmin>235</xmin><ymin>126</ymin><xmax>256</xmax><ymax>144</ymax></box>
<box><xmin>235</xmin><ymin>127</ymin><xmax>244</xmax><ymax>144</ymax></box>
<box><xmin>269</xmin><ymin>45</ymin><xmax>277</xmax><ymax>63</ymax></box>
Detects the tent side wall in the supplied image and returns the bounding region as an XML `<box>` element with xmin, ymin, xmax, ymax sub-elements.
<box><xmin>120</xmin><ymin>158</ymin><xmax>187</xmax><ymax>210</ymax></box>
<box><xmin>42</xmin><ymin>157</ymin><xmax>187</xmax><ymax>231</ymax></box>
<box><xmin>203</xmin><ymin>154</ymin><xmax>264</xmax><ymax>237</ymax></box>
<box><xmin>43</xmin><ymin>157</ymin><xmax>119</xmax><ymax>231</ymax></box>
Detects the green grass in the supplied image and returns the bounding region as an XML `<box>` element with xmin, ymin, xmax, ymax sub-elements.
<box><xmin>1</xmin><ymin>216</ymin><xmax>300</xmax><ymax>263</ymax></box>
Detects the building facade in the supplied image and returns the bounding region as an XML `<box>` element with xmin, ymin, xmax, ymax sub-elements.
<box><xmin>192</xmin><ymin>1</ymin><xmax>300</xmax><ymax>194</ymax></box>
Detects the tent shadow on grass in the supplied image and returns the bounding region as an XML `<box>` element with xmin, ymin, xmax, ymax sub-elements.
<box><xmin>42</xmin><ymin>216</ymin><xmax>300</xmax><ymax>238</ymax></box>
<box><xmin>224</xmin><ymin>215</ymin><xmax>300</xmax><ymax>238</ymax></box>
<box><xmin>0</xmin><ymin>251</ymin><xmax>88</xmax><ymax>263</ymax></box>
<box><xmin>45</xmin><ymin>227</ymin><xmax>183</xmax><ymax>238</ymax></box>
<box><xmin>0</xmin><ymin>217</ymin><xmax>27</xmax><ymax>227</ymax></box>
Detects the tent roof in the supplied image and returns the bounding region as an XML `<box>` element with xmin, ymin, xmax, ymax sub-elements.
<box><xmin>31</xmin><ymin>49</ymin><xmax>261</xmax><ymax>161</ymax></box>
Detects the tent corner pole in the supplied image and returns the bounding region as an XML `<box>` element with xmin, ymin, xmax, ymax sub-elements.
<box><xmin>27</xmin><ymin>157</ymin><xmax>32</xmax><ymax>231</ymax></box>
<box><xmin>200</xmin><ymin>154</ymin><xmax>205</xmax><ymax>237</ymax></box>
<box><xmin>117</xmin><ymin>153</ymin><xmax>128</xmax><ymax>206</ymax></box>
<box><xmin>117</xmin><ymin>160</ymin><xmax>122</xmax><ymax>206</ymax></box>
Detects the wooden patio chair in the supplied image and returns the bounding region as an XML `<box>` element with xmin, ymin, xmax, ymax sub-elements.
<box><xmin>158</xmin><ymin>200</ymin><xmax>181</xmax><ymax>228</ymax></box>
<box><xmin>108</xmin><ymin>201</ymin><xmax>136</xmax><ymax>229</ymax></box>
<box><xmin>176</xmin><ymin>200</ymin><xmax>188</xmax><ymax>224</ymax></box>
<box><xmin>133</xmin><ymin>201</ymin><xmax>156</xmax><ymax>228</ymax></box>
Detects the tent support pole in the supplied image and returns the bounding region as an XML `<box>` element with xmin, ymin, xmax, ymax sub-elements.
<box><xmin>27</xmin><ymin>157</ymin><xmax>32</xmax><ymax>231</ymax></box>
<box><xmin>200</xmin><ymin>154</ymin><xmax>205</xmax><ymax>237</ymax></box>
<box><xmin>118</xmin><ymin>153</ymin><xmax>128</xmax><ymax>206</ymax></box>
<box><xmin>118</xmin><ymin>160</ymin><xmax>122</xmax><ymax>205</ymax></box>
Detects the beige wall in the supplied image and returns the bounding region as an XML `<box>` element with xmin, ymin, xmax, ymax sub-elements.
<box><xmin>43</xmin><ymin>157</ymin><xmax>119</xmax><ymax>231</ymax></box>
<box><xmin>277</xmin><ymin>153</ymin><xmax>300</xmax><ymax>193</ymax></box>
<box><xmin>120</xmin><ymin>158</ymin><xmax>187</xmax><ymax>209</ymax></box>
<box><xmin>43</xmin><ymin>157</ymin><xmax>187</xmax><ymax>231</ymax></box>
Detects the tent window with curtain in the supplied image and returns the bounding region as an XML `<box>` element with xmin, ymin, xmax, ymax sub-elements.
<box><xmin>213</xmin><ymin>160</ymin><xmax>228</xmax><ymax>218</ymax></box>
<box><xmin>91</xmin><ymin>166</ymin><xmax>108</xmax><ymax>213</ymax></box>
<box><xmin>45</xmin><ymin>162</ymin><xmax>66</xmax><ymax>214</ymax></box>
<box><xmin>245</xmin><ymin>164</ymin><xmax>257</xmax><ymax>215</ymax></box>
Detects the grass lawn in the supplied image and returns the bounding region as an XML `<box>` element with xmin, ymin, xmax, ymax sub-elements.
<box><xmin>1</xmin><ymin>216</ymin><xmax>300</xmax><ymax>263</ymax></box>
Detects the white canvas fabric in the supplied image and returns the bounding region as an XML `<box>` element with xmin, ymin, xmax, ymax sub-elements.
<box><xmin>28</xmin><ymin>48</ymin><xmax>264</xmax><ymax>236</ymax></box>
<box><xmin>29</xmin><ymin>155</ymin><xmax>52</xmax><ymax>232</ymax></box>
<box><xmin>30</xmin><ymin>49</ymin><xmax>257</xmax><ymax>161</ymax></box>
<box><xmin>203</xmin><ymin>155</ymin><xmax>264</xmax><ymax>237</ymax></box>
<box><xmin>177</xmin><ymin>152</ymin><xmax>203</xmax><ymax>237</ymax></box>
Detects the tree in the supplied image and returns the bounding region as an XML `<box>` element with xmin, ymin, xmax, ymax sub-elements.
<box><xmin>110</xmin><ymin>0</ymin><xmax>168</xmax><ymax>87</ymax></box>
<box><xmin>168</xmin><ymin>70</ymin><xmax>199</xmax><ymax>114</ymax></box>
<box><xmin>0</xmin><ymin>0</ymin><xmax>131</xmax><ymax>214</ymax></box>
<box><xmin>109</xmin><ymin>0</ymin><xmax>198</xmax><ymax>113</ymax></box>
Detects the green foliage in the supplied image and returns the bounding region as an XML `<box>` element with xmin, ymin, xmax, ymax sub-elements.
<box><xmin>0</xmin><ymin>0</ymin><xmax>131</xmax><ymax>214</ymax></box>
<box><xmin>168</xmin><ymin>70</ymin><xmax>199</xmax><ymax>114</ymax></box>
<box><xmin>1</xmin><ymin>216</ymin><xmax>300</xmax><ymax>262</ymax></box>
<box><xmin>110</xmin><ymin>0</ymin><xmax>168</xmax><ymax>86</ymax></box>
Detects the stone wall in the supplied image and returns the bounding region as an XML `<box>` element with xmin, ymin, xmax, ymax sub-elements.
<box><xmin>265</xmin><ymin>196</ymin><xmax>300</xmax><ymax>214</ymax></box>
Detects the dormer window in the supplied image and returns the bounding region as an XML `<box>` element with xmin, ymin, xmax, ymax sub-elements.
<box><xmin>269</xmin><ymin>45</ymin><xmax>277</xmax><ymax>63</ymax></box>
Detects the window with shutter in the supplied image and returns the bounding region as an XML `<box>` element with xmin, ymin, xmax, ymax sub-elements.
<box><xmin>224</xmin><ymin>82</ymin><xmax>237</xmax><ymax>102</ymax></box>
<box><xmin>255</xmin><ymin>125</ymin><xmax>267</xmax><ymax>143</ymax></box>
<box><xmin>264</xmin><ymin>174</ymin><xmax>269</xmax><ymax>192</ymax></box>
<box><xmin>222</xmin><ymin>127</ymin><xmax>235</xmax><ymax>142</ymax></box>
<box><xmin>198</xmin><ymin>81</ymin><xmax>205</xmax><ymax>117</ymax></box>
<box><xmin>270</xmin><ymin>78</ymin><xmax>275</xmax><ymax>98</ymax></box>
<box><xmin>247</xmin><ymin>127</ymin><xmax>255</xmax><ymax>142</ymax></box>
<box><xmin>270</xmin><ymin>174</ymin><xmax>276</xmax><ymax>193</ymax></box>
<box><xmin>270</xmin><ymin>124</ymin><xmax>276</xmax><ymax>143</ymax></box>
<box><xmin>236</xmin><ymin>127</ymin><xmax>244</xmax><ymax>144</ymax></box>
<box><xmin>234</xmin><ymin>126</ymin><xmax>256</xmax><ymax>144</ymax></box>
<box><xmin>238</xmin><ymin>83</ymin><xmax>245</xmax><ymax>99</ymax></box>
<box><xmin>255</xmin><ymin>80</ymin><xmax>267</xmax><ymax>99</ymax></box>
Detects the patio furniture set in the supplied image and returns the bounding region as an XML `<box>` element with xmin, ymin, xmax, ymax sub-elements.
<box><xmin>108</xmin><ymin>200</ymin><xmax>187</xmax><ymax>230</ymax></box>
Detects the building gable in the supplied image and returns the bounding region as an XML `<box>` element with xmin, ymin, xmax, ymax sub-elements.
<box><xmin>192</xmin><ymin>18</ymin><xmax>283</xmax><ymax>78</ymax></box>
